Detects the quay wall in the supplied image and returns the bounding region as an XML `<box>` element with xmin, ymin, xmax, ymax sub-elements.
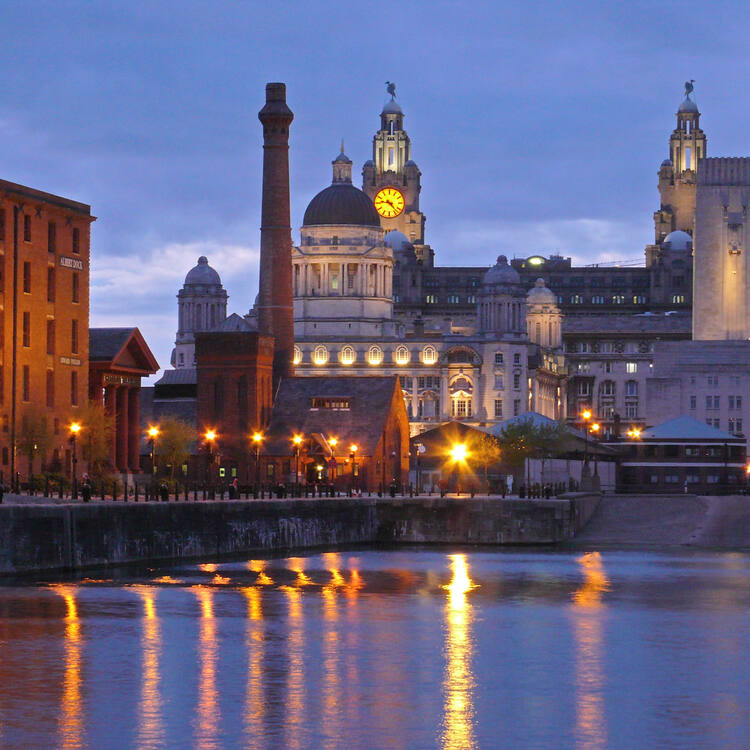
<box><xmin>0</xmin><ymin>493</ymin><xmax>600</xmax><ymax>575</ymax></box>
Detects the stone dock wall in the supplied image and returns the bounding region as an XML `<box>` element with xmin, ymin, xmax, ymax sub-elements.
<box><xmin>0</xmin><ymin>493</ymin><xmax>600</xmax><ymax>575</ymax></box>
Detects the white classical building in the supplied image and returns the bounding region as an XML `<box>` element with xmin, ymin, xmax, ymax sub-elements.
<box><xmin>289</xmin><ymin>146</ymin><xmax>566</xmax><ymax>434</ymax></box>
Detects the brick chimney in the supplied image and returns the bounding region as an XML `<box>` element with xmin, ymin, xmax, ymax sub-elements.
<box><xmin>258</xmin><ymin>82</ymin><xmax>295</xmax><ymax>391</ymax></box>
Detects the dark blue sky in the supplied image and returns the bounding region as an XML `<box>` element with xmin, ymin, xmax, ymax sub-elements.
<box><xmin>2</xmin><ymin>1</ymin><xmax>749</xmax><ymax>376</ymax></box>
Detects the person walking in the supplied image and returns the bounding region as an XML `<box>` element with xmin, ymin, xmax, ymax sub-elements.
<box><xmin>81</xmin><ymin>474</ymin><xmax>92</xmax><ymax>503</ymax></box>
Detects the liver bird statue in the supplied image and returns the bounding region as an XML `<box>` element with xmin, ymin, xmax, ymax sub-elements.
<box><xmin>684</xmin><ymin>79</ymin><xmax>695</xmax><ymax>98</ymax></box>
<box><xmin>386</xmin><ymin>81</ymin><xmax>396</xmax><ymax>100</ymax></box>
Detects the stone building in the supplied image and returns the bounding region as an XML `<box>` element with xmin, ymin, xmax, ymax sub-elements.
<box><xmin>0</xmin><ymin>178</ymin><xmax>94</xmax><ymax>479</ymax></box>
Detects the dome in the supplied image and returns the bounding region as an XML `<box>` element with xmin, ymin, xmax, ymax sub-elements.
<box><xmin>661</xmin><ymin>158</ymin><xmax>673</xmax><ymax>168</ymax></box>
<box><xmin>381</xmin><ymin>99</ymin><xmax>403</xmax><ymax>115</ymax></box>
<box><xmin>527</xmin><ymin>278</ymin><xmax>556</xmax><ymax>304</ymax></box>
<box><xmin>303</xmin><ymin>183</ymin><xmax>381</xmax><ymax>227</ymax></box>
<box><xmin>678</xmin><ymin>96</ymin><xmax>698</xmax><ymax>114</ymax></box>
<box><xmin>184</xmin><ymin>256</ymin><xmax>222</xmax><ymax>287</ymax></box>
<box><xmin>404</xmin><ymin>159</ymin><xmax>418</xmax><ymax>167</ymax></box>
<box><xmin>483</xmin><ymin>255</ymin><xmax>521</xmax><ymax>286</ymax></box>
<box><xmin>663</xmin><ymin>230</ymin><xmax>692</xmax><ymax>251</ymax></box>
<box><xmin>384</xmin><ymin>230</ymin><xmax>411</xmax><ymax>251</ymax></box>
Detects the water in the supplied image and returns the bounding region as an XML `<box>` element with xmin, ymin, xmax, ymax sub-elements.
<box><xmin>1</xmin><ymin>547</ymin><xmax>749</xmax><ymax>749</ymax></box>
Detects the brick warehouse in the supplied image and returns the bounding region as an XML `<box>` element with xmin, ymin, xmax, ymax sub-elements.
<box><xmin>0</xmin><ymin>179</ymin><xmax>94</xmax><ymax>481</ymax></box>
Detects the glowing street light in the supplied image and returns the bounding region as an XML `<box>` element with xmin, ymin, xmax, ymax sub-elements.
<box><xmin>292</xmin><ymin>434</ymin><xmax>303</xmax><ymax>491</ymax></box>
<box><xmin>251</xmin><ymin>431</ymin><xmax>264</xmax><ymax>496</ymax></box>
<box><xmin>450</xmin><ymin>443</ymin><xmax>468</xmax><ymax>463</ymax></box>
<box><xmin>626</xmin><ymin>427</ymin><xmax>642</xmax><ymax>439</ymax></box>
<box><xmin>147</xmin><ymin>425</ymin><xmax>160</xmax><ymax>477</ymax></box>
<box><xmin>69</xmin><ymin>422</ymin><xmax>81</xmax><ymax>499</ymax></box>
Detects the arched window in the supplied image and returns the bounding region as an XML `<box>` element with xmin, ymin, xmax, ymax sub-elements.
<box><xmin>395</xmin><ymin>345</ymin><xmax>410</xmax><ymax>365</ymax></box>
<box><xmin>340</xmin><ymin>345</ymin><xmax>356</xmax><ymax>365</ymax></box>
<box><xmin>422</xmin><ymin>346</ymin><xmax>437</xmax><ymax>365</ymax></box>
<box><xmin>368</xmin><ymin>346</ymin><xmax>383</xmax><ymax>366</ymax></box>
<box><xmin>293</xmin><ymin>345</ymin><xmax>303</xmax><ymax>365</ymax></box>
<box><xmin>313</xmin><ymin>345</ymin><xmax>329</xmax><ymax>365</ymax></box>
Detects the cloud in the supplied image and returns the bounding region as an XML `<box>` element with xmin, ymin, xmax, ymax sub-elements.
<box><xmin>442</xmin><ymin>218</ymin><xmax>652</xmax><ymax>267</ymax></box>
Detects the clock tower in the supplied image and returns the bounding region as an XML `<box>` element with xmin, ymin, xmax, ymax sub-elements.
<box><xmin>362</xmin><ymin>86</ymin><xmax>432</xmax><ymax>264</ymax></box>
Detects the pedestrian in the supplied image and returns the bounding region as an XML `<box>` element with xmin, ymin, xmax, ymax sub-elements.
<box><xmin>81</xmin><ymin>473</ymin><xmax>91</xmax><ymax>503</ymax></box>
<box><xmin>231</xmin><ymin>477</ymin><xmax>239</xmax><ymax>499</ymax></box>
<box><xmin>159</xmin><ymin>482</ymin><xmax>169</xmax><ymax>502</ymax></box>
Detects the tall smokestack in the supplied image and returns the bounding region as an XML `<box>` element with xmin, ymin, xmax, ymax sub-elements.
<box><xmin>258</xmin><ymin>82</ymin><xmax>295</xmax><ymax>391</ymax></box>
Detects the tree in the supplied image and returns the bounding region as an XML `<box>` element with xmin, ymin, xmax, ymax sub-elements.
<box><xmin>472</xmin><ymin>433</ymin><xmax>502</xmax><ymax>482</ymax></box>
<box><xmin>157</xmin><ymin>418</ymin><xmax>195</xmax><ymax>480</ymax></box>
<box><xmin>79</xmin><ymin>401</ymin><xmax>115</xmax><ymax>478</ymax></box>
<box><xmin>533</xmin><ymin>421</ymin><xmax>573</xmax><ymax>484</ymax></box>
<box><xmin>497</xmin><ymin>419</ymin><xmax>537</xmax><ymax>481</ymax></box>
<box><xmin>17</xmin><ymin>406</ymin><xmax>54</xmax><ymax>476</ymax></box>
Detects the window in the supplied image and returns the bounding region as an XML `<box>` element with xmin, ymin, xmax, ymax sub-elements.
<box><xmin>395</xmin><ymin>345</ymin><xmax>410</xmax><ymax>365</ymax></box>
<box><xmin>71</xmin><ymin>320</ymin><xmax>79</xmax><ymax>354</ymax></box>
<box><xmin>685</xmin><ymin>447</ymin><xmax>700</xmax><ymax>457</ymax></box>
<box><xmin>312</xmin><ymin>345</ymin><xmax>328</xmax><ymax>365</ymax></box>
<box><xmin>368</xmin><ymin>346</ymin><xmax>383</xmax><ymax>366</ymax></box>
<box><xmin>46</xmin><ymin>370</ymin><xmax>54</xmax><ymax>407</ymax></box>
<box><xmin>625</xmin><ymin>380</ymin><xmax>638</xmax><ymax>397</ymax></box>
<box><xmin>399</xmin><ymin>375</ymin><xmax>411</xmax><ymax>390</ymax></box>
<box><xmin>626</xmin><ymin>362</ymin><xmax>637</xmax><ymax>374</ymax></box>
<box><xmin>592</xmin><ymin>295</ymin><xmax>605</xmax><ymax>304</ymax></box>
<box><xmin>738</xmin><ymin>396</ymin><xmax>744</xmax><ymax>410</ymax></box>
<box><xmin>47</xmin><ymin>266</ymin><xmax>55</xmax><ymax>302</ymax></box>
<box><xmin>448</xmin><ymin>295</ymin><xmax>460</xmax><ymax>304</ymax></box>
<box><xmin>71</xmin><ymin>371</ymin><xmax>78</xmax><ymax>406</ymax></box>
<box><xmin>714</xmin><ymin>396</ymin><xmax>720</xmax><ymax>409</ymax></box>
<box><xmin>22</xmin><ymin>366</ymin><xmax>30</xmax><ymax>401</ymax></box>
<box><xmin>494</xmin><ymin>375</ymin><xmax>504</xmax><ymax>389</ymax></box>
<box><xmin>625</xmin><ymin>402</ymin><xmax>638</xmax><ymax>418</ymax></box>
<box><xmin>48</xmin><ymin>221</ymin><xmax>56</xmax><ymax>252</ymax></box>
<box><xmin>425</xmin><ymin>295</ymin><xmax>438</xmax><ymax>304</ymax></box>
<box><xmin>293</xmin><ymin>345</ymin><xmax>302</xmax><ymax>365</ymax></box>
<box><xmin>738</xmin><ymin>419</ymin><xmax>743</xmax><ymax>434</ymax></box>
<box><xmin>494</xmin><ymin>399</ymin><xmax>503</xmax><ymax>418</ymax></box>
<box><xmin>422</xmin><ymin>346</ymin><xmax>437</xmax><ymax>365</ymax></box>
<box><xmin>46</xmin><ymin>319</ymin><xmax>55</xmax><ymax>354</ymax></box>
<box><xmin>632</xmin><ymin>295</ymin><xmax>647</xmax><ymax>304</ymax></box>
<box><xmin>72</xmin><ymin>273</ymin><xmax>79</xmax><ymax>303</ymax></box>
<box><xmin>671</xmin><ymin>294</ymin><xmax>685</xmax><ymax>304</ymax></box>
<box><xmin>729</xmin><ymin>418</ymin><xmax>737</xmax><ymax>433</ymax></box>
<box><xmin>467</xmin><ymin>295</ymin><xmax>476</xmax><ymax>304</ymax></box>
<box><xmin>513</xmin><ymin>353</ymin><xmax>521</xmax><ymax>365</ymax></box>
<box><xmin>690</xmin><ymin>395</ymin><xmax>696</xmax><ymax>410</ymax></box>
<box><xmin>23</xmin><ymin>262</ymin><xmax>31</xmax><ymax>293</ymax></box>
<box><xmin>311</xmin><ymin>397</ymin><xmax>350</xmax><ymax>410</ymax></box>
<box><xmin>339</xmin><ymin>345</ymin><xmax>356</xmax><ymax>365</ymax></box>
<box><xmin>513</xmin><ymin>399</ymin><xmax>521</xmax><ymax>416</ymax></box>
<box><xmin>570</xmin><ymin>295</ymin><xmax>583</xmax><ymax>304</ymax></box>
<box><xmin>707</xmin><ymin>375</ymin><xmax>718</xmax><ymax>387</ymax></box>
<box><xmin>72</xmin><ymin>227</ymin><xmax>80</xmax><ymax>254</ymax></box>
<box><xmin>494</xmin><ymin>352</ymin><xmax>504</xmax><ymax>365</ymax></box>
<box><xmin>513</xmin><ymin>373</ymin><xmax>520</xmax><ymax>390</ymax></box>
<box><xmin>705</xmin><ymin>395</ymin><xmax>713</xmax><ymax>410</ymax></box>
<box><xmin>612</xmin><ymin>295</ymin><xmax>625</xmax><ymax>304</ymax></box>
<box><xmin>0</xmin><ymin>209</ymin><xmax>4</xmax><ymax>241</ymax></box>
<box><xmin>23</xmin><ymin>215</ymin><xmax>31</xmax><ymax>242</ymax></box>
<box><xmin>22</xmin><ymin>312</ymin><xmax>30</xmax><ymax>347</ymax></box>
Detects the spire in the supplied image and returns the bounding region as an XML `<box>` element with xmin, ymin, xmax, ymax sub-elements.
<box><xmin>332</xmin><ymin>142</ymin><xmax>352</xmax><ymax>184</ymax></box>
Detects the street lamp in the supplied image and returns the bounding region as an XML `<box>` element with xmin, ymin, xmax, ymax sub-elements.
<box><xmin>204</xmin><ymin>430</ymin><xmax>217</xmax><ymax>488</ymax></box>
<box><xmin>252</xmin><ymin>431</ymin><xmax>263</xmax><ymax>496</ymax></box>
<box><xmin>580</xmin><ymin>409</ymin><xmax>592</xmax><ymax>469</ymax></box>
<box><xmin>147</xmin><ymin>426</ymin><xmax>160</xmax><ymax>476</ymax></box>
<box><xmin>349</xmin><ymin>444</ymin><xmax>358</xmax><ymax>494</ymax></box>
<box><xmin>292</xmin><ymin>434</ymin><xmax>303</xmax><ymax>493</ymax></box>
<box><xmin>69</xmin><ymin>421</ymin><xmax>81</xmax><ymax>499</ymax></box>
<box><xmin>591</xmin><ymin>422</ymin><xmax>600</xmax><ymax>475</ymax></box>
<box><xmin>449</xmin><ymin>442</ymin><xmax>469</xmax><ymax>495</ymax></box>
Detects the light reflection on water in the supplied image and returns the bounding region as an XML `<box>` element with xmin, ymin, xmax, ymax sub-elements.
<box><xmin>3</xmin><ymin>549</ymin><xmax>750</xmax><ymax>748</ymax></box>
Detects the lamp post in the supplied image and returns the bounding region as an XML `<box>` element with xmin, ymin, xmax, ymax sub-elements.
<box><xmin>328</xmin><ymin>437</ymin><xmax>338</xmax><ymax>488</ymax></box>
<box><xmin>292</xmin><ymin>434</ymin><xmax>302</xmax><ymax>495</ymax></box>
<box><xmin>591</xmin><ymin>422</ymin><xmax>600</xmax><ymax>476</ymax></box>
<box><xmin>147</xmin><ymin>426</ymin><xmax>159</xmax><ymax>476</ymax></box>
<box><xmin>204</xmin><ymin>430</ymin><xmax>217</xmax><ymax>489</ymax></box>
<box><xmin>349</xmin><ymin>443</ymin><xmax>358</xmax><ymax>495</ymax></box>
<box><xmin>252</xmin><ymin>431</ymin><xmax>263</xmax><ymax>497</ymax></box>
<box><xmin>580</xmin><ymin>409</ymin><xmax>592</xmax><ymax>480</ymax></box>
<box><xmin>69</xmin><ymin>422</ymin><xmax>81</xmax><ymax>499</ymax></box>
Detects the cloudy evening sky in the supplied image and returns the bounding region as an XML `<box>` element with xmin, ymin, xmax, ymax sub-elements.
<box><xmin>2</xmin><ymin>0</ymin><xmax>749</xmax><ymax>379</ymax></box>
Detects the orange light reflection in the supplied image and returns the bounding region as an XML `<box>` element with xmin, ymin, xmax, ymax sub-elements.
<box><xmin>282</xmin><ymin>585</ymin><xmax>305</xmax><ymax>750</ymax></box>
<box><xmin>53</xmin><ymin>585</ymin><xmax>83</xmax><ymax>750</ymax></box>
<box><xmin>193</xmin><ymin>587</ymin><xmax>219</xmax><ymax>748</ymax></box>
<box><xmin>247</xmin><ymin>560</ymin><xmax>273</xmax><ymax>586</ymax></box>
<box><xmin>133</xmin><ymin>586</ymin><xmax>164</xmax><ymax>749</ymax></box>
<box><xmin>242</xmin><ymin>587</ymin><xmax>265</xmax><ymax>749</ymax></box>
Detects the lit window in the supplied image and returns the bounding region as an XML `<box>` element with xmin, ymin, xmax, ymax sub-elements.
<box><xmin>368</xmin><ymin>345</ymin><xmax>383</xmax><ymax>366</ymax></box>
<box><xmin>395</xmin><ymin>345</ymin><xmax>410</xmax><ymax>365</ymax></box>
<box><xmin>425</xmin><ymin>294</ymin><xmax>438</xmax><ymax>304</ymax></box>
<box><xmin>340</xmin><ymin>345</ymin><xmax>356</xmax><ymax>365</ymax></box>
<box><xmin>422</xmin><ymin>346</ymin><xmax>437</xmax><ymax>365</ymax></box>
<box><xmin>312</xmin><ymin>345</ymin><xmax>329</xmax><ymax>365</ymax></box>
<box><xmin>293</xmin><ymin>345</ymin><xmax>302</xmax><ymax>365</ymax></box>
<box><xmin>494</xmin><ymin>399</ymin><xmax>503</xmax><ymax>418</ymax></box>
<box><xmin>612</xmin><ymin>295</ymin><xmax>625</xmax><ymax>304</ymax></box>
<box><xmin>626</xmin><ymin>362</ymin><xmax>637</xmax><ymax>373</ymax></box>
<box><xmin>672</xmin><ymin>294</ymin><xmax>685</xmax><ymax>304</ymax></box>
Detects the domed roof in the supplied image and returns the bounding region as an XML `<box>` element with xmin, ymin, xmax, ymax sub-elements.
<box><xmin>404</xmin><ymin>159</ymin><xmax>418</xmax><ymax>167</ymax></box>
<box><xmin>483</xmin><ymin>255</ymin><xmax>521</xmax><ymax>286</ymax></box>
<box><xmin>303</xmin><ymin>183</ymin><xmax>381</xmax><ymax>227</ymax></box>
<box><xmin>184</xmin><ymin>256</ymin><xmax>222</xmax><ymax>287</ymax></box>
<box><xmin>381</xmin><ymin>99</ymin><xmax>403</xmax><ymax>115</ymax></box>
<box><xmin>678</xmin><ymin>96</ymin><xmax>698</xmax><ymax>114</ymax></box>
<box><xmin>661</xmin><ymin>158</ymin><xmax>673</xmax><ymax>168</ymax></box>
<box><xmin>384</xmin><ymin>230</ymin><xmax>411</xmax><ymax>251</ymax></box>
<box><xmin>527</xmin><ymin>277</ymin><xmax>556</xmax><ymax>304</ymax></box>
<box><xmin>663</xmin><ymin>230</ymin><xmax>693</xmax><ymax>251</ymax></box>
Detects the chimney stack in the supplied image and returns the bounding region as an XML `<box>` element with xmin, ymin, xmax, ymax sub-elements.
<box><xmin>258</xmin><ymin>82</ymin><xmax>295</xmax><ymax>391</ymax></box>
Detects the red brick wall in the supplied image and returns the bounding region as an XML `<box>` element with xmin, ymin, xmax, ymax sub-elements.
<box><xmin>0</xmin><ymin>183</ymin><xmax>93</xmax><ymax>478</ymax></box>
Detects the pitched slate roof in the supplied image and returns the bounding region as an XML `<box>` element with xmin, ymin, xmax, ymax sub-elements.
<box><xmin>264</xmin><ymin>376</ymin><xmax>402</xmax><ymax>455</ymax></box>
<box><xmin>208</xmin><ymin>313</ymin><xmax>257</xmax><ymax>332</ymax></box>
<box><xmin>89</xmin><ymin>328</ymin><xmax>135</xmax><ymax>360</ymax></box>
<box><xmin>154</xmin><ymin>368</ymin><xmax>197</xmax><ymax>386</ymax></box>
<box><xmin>641</xmin><ymin>415</ymin><xmax>738</xmax><ymax>441</ymax></box>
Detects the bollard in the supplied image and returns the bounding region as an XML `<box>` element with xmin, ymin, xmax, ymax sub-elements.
<box><xmin>184</xmin><ymin>484</ymin><xmax>188</xmax><ymax>502</ymax></box>
<box><xmin>58</xmin><ymin>480</ymin><xmax>63</xmax><ymax>500</ymax></box>
<box><xmin>44</xmin><ymin>477</ymin><xmax>49</xmax><ymax>498</ymax></box>
<box><xmin>135</xmin><ymin>483</ymin><xmax>139</xmax><ymax>502</ymax></box>
<box><xmin>113</xmin><ymin>482</ymin><xmax>117</xmax><ymax>502</ymax></box>
<box><xmin>202</xmin><ymin>486</ymin><xmax>207</xmax><ymax>502</ymax></box>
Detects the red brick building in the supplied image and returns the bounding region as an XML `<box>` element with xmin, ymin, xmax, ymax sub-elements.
<box><xmin>0</xmin><ymin>179</ymin><xmax>94</xmax><ymax>480</ymax></box>
<box><xmin>195</xmin><ymin>316</ymin><xmax>274</xmax><ymax>479</ymax></box>
<box><xmin>262</xmin><ymin>376</ymin><xmax>410</xmax><ymax>491</ymax></box>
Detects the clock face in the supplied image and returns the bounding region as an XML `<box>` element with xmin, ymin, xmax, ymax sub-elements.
<box><xmin>374</xmin><ymin>187</ymin><xmax>405</xmax><ymax>218</ymax></box>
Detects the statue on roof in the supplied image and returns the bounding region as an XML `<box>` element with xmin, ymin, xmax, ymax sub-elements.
<box><xmin>684</xmin><ymin>79</ymin><xmax>695</xmax><ymax>98</ymax></box>
<box><xmin>385</xmin><ymin>81</ymin><xmax>396</xmax><ymax>100</ymax></box>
